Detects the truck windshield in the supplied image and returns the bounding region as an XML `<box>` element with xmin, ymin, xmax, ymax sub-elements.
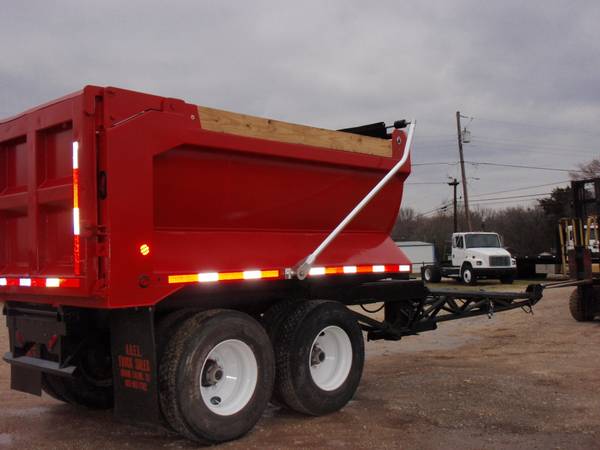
<box><xmin>465</xmin><ymin>234</ymin><xmax>501</xmax><ymax>248</ymax></box>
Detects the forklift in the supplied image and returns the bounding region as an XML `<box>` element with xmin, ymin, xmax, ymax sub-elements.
<box><xmin>558</xmin><ymin>178</ymin><xmax>600</xmax><ymax>321</ymax></box>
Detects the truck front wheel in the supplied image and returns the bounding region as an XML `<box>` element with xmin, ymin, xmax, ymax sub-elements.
<box><xmin>273</xmin><ymin>300</ymin><xmax>364</xmax><ymax>416</ymax></box>
<box><xmin>461</xmin><ymin>264</ymin><xmax>477</xmax><ymax>285</ymax></box>
<box><xmin>159</xmin><ymin>310</ymin><xmax>274</xmax><ymax>444</ymax></box>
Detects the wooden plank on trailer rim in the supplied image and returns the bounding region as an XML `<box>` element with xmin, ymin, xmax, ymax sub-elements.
<box><xmin>197</xmin><ymin>106</ymin><xmax>392</xmax><ymax>157</ymax></box>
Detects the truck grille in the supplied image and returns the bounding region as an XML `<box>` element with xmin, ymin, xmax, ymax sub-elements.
<box><xmin>489</xmin><ymin>256</ymin><xmax>510</xmax><ymax>266</ymax></box>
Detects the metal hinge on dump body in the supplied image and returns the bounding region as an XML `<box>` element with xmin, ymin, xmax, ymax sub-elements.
<box><xmin>286</xmin><ymin>120</ymin><xmax>417</xmax><ymax>280</ymax></box>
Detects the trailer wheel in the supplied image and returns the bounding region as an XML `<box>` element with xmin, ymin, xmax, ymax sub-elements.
<box><xmin>461</xmin><ymin>264</ymin><xmax>477</xmax><ymax>285</ymax></box>
<box><xmin>41</xmin><ymin>336</ymin><xmax>113</xmax><ymax>409</ymax></box>
<box><xmin>156</xmin><ymin>308</ymin><xmax>196</xmax><ymax>359</ymax></box>
<box><xmin>262</xmin><ymin>299</ymin><xmax>301</xmax><ymax>342</ymax></box>
<box><xmin>273</xmin><ymin>300</ymin><xmax>364</xmax><ymax>416</ymax></box>
<box><xmin>569</xmin><ymin>288</ymin><xmax>594</xmax><ymax>322</ymax></box>
<box><xmin>423</xmin><ymin>266</ymin><xmax>442</xmax><ymax>283</ymax></box>
<box><xmin>159</xmin><ymin>310</ymin><xmax>274</xmax><ymax>444</ymax></box>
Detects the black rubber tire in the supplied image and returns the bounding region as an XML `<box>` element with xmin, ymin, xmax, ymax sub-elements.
<box><xmin>273</xmin><ymin>300</ymin><xmax>364</xmax><ymax>416</ymax></box>
<box><xmin>500</xmin><ymin>275</ymin><xmax>514</xmax><ymax>284</ymax></box>
<box><xmin>461</xmin><ymin>264</ymin><xmax>477</xmax><ymax>285</ymax></box>
<box><xmin>159</xmin><ymin>310</ymin><xmax>275</xmax><ymax>444</ymax></box>
<box><xmin>262</xmin><ymin>299</ymin><xmax>302</xmax><ymax>342</ymax></box>
<box><xmin>261</xmin><ymin>299</ymin><xmax>304</xmax><ymax>405</ymax></box>
<box><xmin>41</xmin><ymin>337</ymin><xmax>113</xmax><ymax>409</ymax></box>
<box><xmin>423</xmin><ymin>266</ymin><xmax>442</xmax><ymax>283</ymax></box>
<box><xmin>569</xmin><ymin>288</ymin><xmax>594</xmax><ymax>322</ymax></box>
<box><xmin>156</xmin><ymin>308</ymin><xmax>196</xmax><ymax>360</ymax></box>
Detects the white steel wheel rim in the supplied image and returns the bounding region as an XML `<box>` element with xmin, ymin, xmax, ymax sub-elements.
<box><xmin>424</xmin><ymin>268</ymin><xmax>431</xmax><ymax>280</ymax></box>
<box><xmin>199</xmin><ymin>339</ymin><xmax>258</xmax><ymax>416</ymax></box>
<box><xmin>309</xmin><ymin>325</ymin><xmax>353</xmax><ymax>391</ymax></box>
<box><xmin>463</xmin><ymin>269</ymin><xmax>471</xmax><ymax>283</ymax></box>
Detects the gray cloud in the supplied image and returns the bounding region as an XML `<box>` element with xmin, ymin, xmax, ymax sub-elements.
<box><xmin>1</xmin><ymin>0</ymin><xmax>599</xmax><ymax>212</ymax></box>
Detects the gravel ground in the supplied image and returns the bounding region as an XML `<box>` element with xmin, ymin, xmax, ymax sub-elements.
<box><xmin>0</xmin><ymin>285</ymin><xmax>599</xmax><ymax>449</ymax></box>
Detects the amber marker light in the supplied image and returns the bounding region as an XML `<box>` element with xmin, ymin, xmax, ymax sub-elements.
<box><xmin>140</xmin><ymin>244</ymin><xmax>150</xmax><ymax>256</ymax></box>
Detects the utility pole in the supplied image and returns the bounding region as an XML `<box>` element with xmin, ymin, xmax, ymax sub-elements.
<box><xmin>448</xmin><ymin>178</ymin><xmax>459</xmax><ymax>232</ymax></box>
<box><xmin>456</xmin><ymin>111</ymin><xmax>472</xmax><ymax>231</ymax></box>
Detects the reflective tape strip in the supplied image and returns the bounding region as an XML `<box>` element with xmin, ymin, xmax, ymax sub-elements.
<box><xmin>167</xmin><ymin>264</ymin><xmax>410</xmax><ymax>285</ymax></box>
<box><xmin>168</xmin><ymin>269</ymin><xmax>281</xmax><ymax>285</ymax></box>
<box><xmin>0</xmin><ymin>277</ymin><xmax>81</xmax><ymax>288</ymax></box>
<box><xmin>308</xmin><ymin>264</ymin><xmax>410</xmax><ymax>277</ymax></box>
<box><xmin>72</xmin><ymin>141</ymin><xmax>81</xmax><ymax>276</ymax></box>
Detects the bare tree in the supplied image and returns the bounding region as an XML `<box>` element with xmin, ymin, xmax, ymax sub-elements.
<box><xmin>570</xmin><ymin>158</ymin><xmax>600</xmax><ymax>180</ymax></box>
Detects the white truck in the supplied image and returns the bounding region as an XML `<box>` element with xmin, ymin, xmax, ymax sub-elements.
<box><xmin>422</xmin><ymin>232</ymin><xmax>517</xmax><ymax>285</ymax></box>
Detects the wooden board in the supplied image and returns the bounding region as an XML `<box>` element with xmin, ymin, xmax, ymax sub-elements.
<box><xmin>197</xmin><ymin>106</ymin><xmax>391</xmax><ymax>157</ymax></box>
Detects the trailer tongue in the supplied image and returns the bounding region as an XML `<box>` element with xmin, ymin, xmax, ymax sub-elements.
<box><xmin>1</xmin><ymin>86</ymin><xmax>549</xmax><ymax>445</ymax></box>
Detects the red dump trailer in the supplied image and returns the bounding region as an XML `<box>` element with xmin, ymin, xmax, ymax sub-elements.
<box><xmin>0</xmin><ymin>86</ymin><xmax>544</xmax><ymax>444</ymax></box>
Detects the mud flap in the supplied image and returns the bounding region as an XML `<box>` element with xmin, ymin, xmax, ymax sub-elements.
<box><xmin>110</xmin><ymin>307</ymin><xmax>161</xmax><ymax>426</ymax></box>
<box><xmin>11</xmin><ymin>365</ymin><xmax>42</xmax><ymax>395</ymax></box>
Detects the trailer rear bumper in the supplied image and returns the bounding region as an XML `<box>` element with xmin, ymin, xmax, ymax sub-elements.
<box><xmin>3</xmin><ymin>352</ymin><xmax>76</xmax><ymax>377</ymax></box>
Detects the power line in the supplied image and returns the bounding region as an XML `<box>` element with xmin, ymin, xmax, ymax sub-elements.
<box><xmin>412</xmin><ymin>162</ymin><xmax>458</xmax><ymax>166</ymax></box>
<box><xmin>411</xmin><ymin>161</ymin><xmax>585</xmax><ymax>173</ymax></box>
<box><xmin>415</xmin><ymin>202</ymin><xmax>452</xmax><ymax>218</ymax></box>
<box><xmin>471</xmin><ymin>115</ymin><xmax>600</xmax><ymax>138</ymax></box>
<box><xmin>405</xmin><ymin>181</ymin><xmax>451</xmax><ymax>185</ymax></box>
<box><xmin>471</xmin><ymin>136</ymin><xmax>599</xmax><ymax>153</ymax></box>
<box><xmin>467</xmin><ymin>198</ymin><xmax>544</xmax><ymax>206</ymax></box>
<box><xmin>465</xmin><ymin>161</ymin><xmax>585</xmax><ymax>173</ymax></box>
<box><xmin>470</xmin><ymin>180</ymin><xmax>571</xmax><ymax>198</ymax></box>
<box><xmin>468</xmin><ymin>138</ymin><xmax>599</xmax><ymax>158</ymax></box>
<box><xmin>464</xmin><ymin>192</ymin><xmax>552</xmax><ymax>202</ymax></box>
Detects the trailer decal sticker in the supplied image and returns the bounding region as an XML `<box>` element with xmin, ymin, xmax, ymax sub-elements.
<box><xmin>117</xmin><ymin>344</ymin><xmax>152</xmax><ymax>392</ymax></box>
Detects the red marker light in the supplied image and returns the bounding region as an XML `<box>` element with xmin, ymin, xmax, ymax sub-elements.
<box><xmin>140</xmin><ymin>244</ymin><xmax>150</xmax><ymax>256</ymax></box>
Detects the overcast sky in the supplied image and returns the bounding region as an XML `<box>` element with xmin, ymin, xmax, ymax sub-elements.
<box><xmin>2</xmin><ymin>0</ymin><xmax>599</xmax><ymax>214</ymax></box>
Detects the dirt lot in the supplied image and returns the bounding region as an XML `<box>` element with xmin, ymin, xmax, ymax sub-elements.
<box><xmin>1</xmin><ymin>285</ymin><xmax>599</xmax><ymax>449</ymax></box>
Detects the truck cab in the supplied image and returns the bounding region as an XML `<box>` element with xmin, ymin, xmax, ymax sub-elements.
<box><xmin>423</xmin><ymin>232</ymin><xmax>517</xmax><ymax>284</ymax></box>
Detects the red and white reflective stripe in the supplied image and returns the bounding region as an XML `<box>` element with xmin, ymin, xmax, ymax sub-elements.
<box><xmin>72</xmin><ymin>141</ymin><xmax>81</xmax><ymax>275</ymax></box>
<box><xmin>308</xmin><ymin>264</ymin><xmax>411</xmax><ymax>276</ymax></box>
<box><xmin>168</xmin><ymin>269</ymin><xmax>281</xmax><ymax>285</ymax></box>
<box><xmin>167</xmin><ymin>263</ymin><xmax>411</xmax><ymax>285</ymax></box>
<box><xmin>0</xmin><ymin>277</ymin><xmax>81</xmax><ymax>288</ymax></box>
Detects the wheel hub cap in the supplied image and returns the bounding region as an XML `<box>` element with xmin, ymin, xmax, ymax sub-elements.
<box><xmin>309</xmin><ymin>326</ymin><xmax>353</xmax><ymax>391</ymax></box>
<box><xmin>199</xmin><ymin>339</ymin><xmax>258</xmax><ymax>416</ymax></box>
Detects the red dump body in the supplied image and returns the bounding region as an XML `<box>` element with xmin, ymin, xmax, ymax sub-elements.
<box><xmin>0</xmin><ymin>86</ymin><xmax>411</xmax><ymax>309</ymax></box>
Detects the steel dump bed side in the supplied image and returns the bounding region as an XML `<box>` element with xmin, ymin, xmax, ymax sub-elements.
<box><xmin>0</xmin><ymin>86</ymin><xmax>411</xmax><ymax>309</ymax></box>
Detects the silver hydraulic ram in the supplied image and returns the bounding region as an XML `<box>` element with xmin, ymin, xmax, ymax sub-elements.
<box><xmin>288</xmin><ymin>120</ymin><xmax>416</xmax><ymax>280</ymax></box>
